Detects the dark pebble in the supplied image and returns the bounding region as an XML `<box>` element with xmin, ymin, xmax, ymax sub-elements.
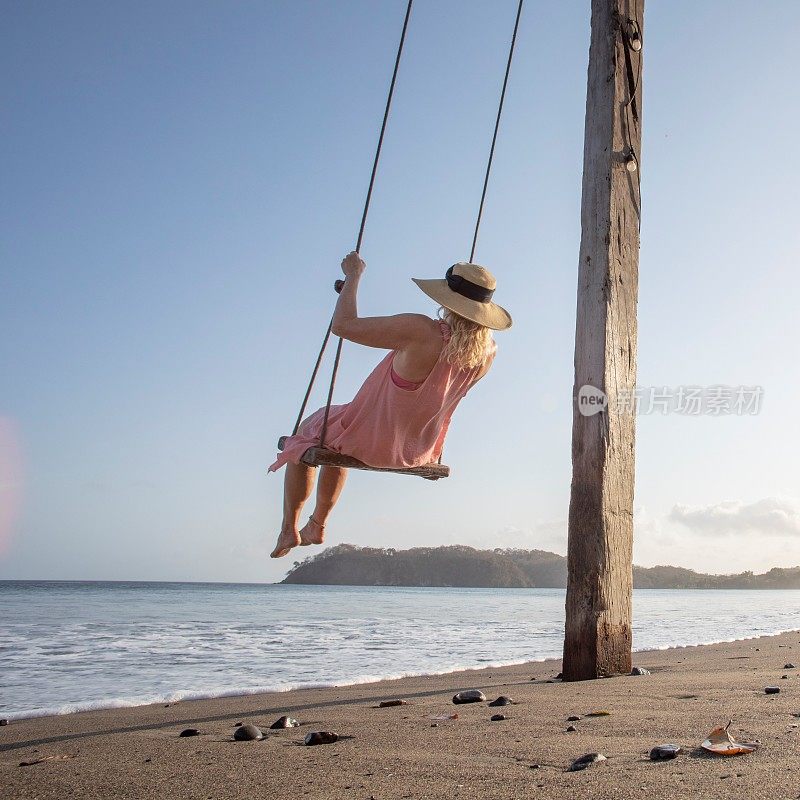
<box><xmin>765</xmin><ymin>686</ymin><xmax>781</xmax><ymax>694</ymax></box>
<box><xmin>488</xmin><ymin>696</ymin><xmax>514</xmax><ymax>707</ymax></box>
<box><xmin>630</xmin><ymin>666</ymin><xmax>651</xmax><ymax>676</ymax></box>
<box><xmin>490</xmin><ymin>714</ymin><xmax>507</xmax><ymax>721</ymax></box>
<box><xmin>379</xmin><ymin>700</ymin><xmax>409</xmax><ymax>708</ymax></box>
<box><xmin>567</xmin><ymin>715</ymin><xmax>581</xmax><ymax>722</ymax></box>
<box><xmin>452</xmin><ymin>690</ymin><xmax>486</xmax><ymax>705</ymax></box>
<box><xmin>233</xmin><ymin>724</ymin><xmax>263</xmax><ymax>741</ymax></box>
<box><xmin>270</xmin><ymin>716</ymin><xmax>300</xmax><ymax>729</ymax></box>
<box><xmin>782</xmin><ymin>675</ymin><xmax>789</xmax><ymax>680</ymax></box>
<box><xmin>431</xmin><ymin>723</ymin><xmax>439</xmax><ymax>728</ymax></box>
<box><xmin>0</xmin><ymin>719</ymin><xmax>8</xmax><ymax>726</ymax></box>
<box><xmin>650</xmin><ymin>744</ymin><xmax>682</xmax><ymax>761</ymax></box>
<box><xmin>304</xmin><ymin>731</ymin><xmax>339</xmax><ymax>746</ymax></box>
<box><xmin>234</xmin><ymin>722</ymin><xmax>243</xmax><ymax>727</ymax></box>
<box><xmin>785</xmin><ymin>663</ymin><xmax>796</xmax><ymax>669</ymax></box>
<box><xmin>529</xmin><ymin>764</ymin><xmax>540</xmax><ymax>770</ymax></box>
<box><xmin>566</xmin><ymin>725</ymin><xmax>578</xmax><ymax>732</ymax></box>
<box><xmin>568</xmin><ymin>753</ymin><xmax>607</xmax><ymax>772</ymax></box>
<box><xmin>179</xmin><ymin>728</ymin><xmax>200</xmax><ymax>737</ymax></box>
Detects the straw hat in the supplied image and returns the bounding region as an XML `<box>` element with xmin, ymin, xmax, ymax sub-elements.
<box><xmin>412</xmin><ymin>263</ymin><xmax>512</xmax><ymax>331</ymax></box>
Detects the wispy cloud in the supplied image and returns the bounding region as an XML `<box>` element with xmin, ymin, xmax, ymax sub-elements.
<box><xmin>669</xmin><ymin>497</ymin><xmax>800</xmax><ymax>537</ymax></box>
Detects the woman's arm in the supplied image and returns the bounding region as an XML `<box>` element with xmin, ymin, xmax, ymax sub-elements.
<box><xmin>331</xmin><ymin>252</ymin><xmax>436</xmax><ymax>350</ymax></box>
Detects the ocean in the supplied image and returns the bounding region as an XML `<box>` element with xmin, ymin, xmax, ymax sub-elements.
<box><xmin>2</xmin><ymin>581</ymin><xmax>799</xmax><ymax>720</ymax></box>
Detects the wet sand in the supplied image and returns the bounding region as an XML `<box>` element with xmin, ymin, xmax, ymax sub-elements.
<box><xmin>3</xmin><ymin>629</ymin><xmax>800</xmax><ymax>800</ymax></box>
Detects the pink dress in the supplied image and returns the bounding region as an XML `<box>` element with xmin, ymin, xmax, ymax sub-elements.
<box><xmin>269</xmin><ymin>322</ymin><xmax>496</xmax><ymax>471</ymax></box>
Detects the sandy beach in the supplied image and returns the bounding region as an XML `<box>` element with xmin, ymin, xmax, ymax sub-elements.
<box><xmin>3</xmin><ymin>629</ymin><xmax>800</xmax><ymax>800</ymax></box>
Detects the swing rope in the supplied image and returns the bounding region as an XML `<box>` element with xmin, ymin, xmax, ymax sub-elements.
<box><xmin>470</xmin><ymin>0</ymin><xmax>524</xmax><ymax>263</ymax></box>
<box><xmin>291</xmin><ymin>0</ymin><xmax>414</xmax><ymax>441</ymax></box>
<box><xmin>290</xmin><ymin>0</ymin><xmax>523</xmax><ymax>456</ymax></box>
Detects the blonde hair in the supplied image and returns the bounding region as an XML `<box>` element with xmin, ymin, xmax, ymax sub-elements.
<box><xmin>438</xmin><ymin>308</ymin><xmax>494</xmax><ymax>370</ymax></box>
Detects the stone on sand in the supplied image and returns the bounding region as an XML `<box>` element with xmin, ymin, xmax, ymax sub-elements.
<box><xmin>650</xmin><ymin>744</ymin><xmax>682</xmax><ymax>760</ymax></box>
<box><xmin>270</xmin><ymin>716</ymin><xmax>300</xmax><ymax>729</ymax></box>
<box><xmin>568</xmin><ymin>753</ymin><xmax>607</xmax><ymax>771</ymax></box>
<box><xmin>304</xmin><ymin>731</ymin><xmax>339</xmax><ymax>746</ymax></box>
<box><xmin>452</xmin><ymin>690</ymin><xmax>486</xmax><ymax>705</ymax></box>
<box><xmin>233</xmin><ymin>724</ymin><xmax>263</xmax><ymax>741</ymax></box>
<box><xmin>488</xmin><ymin>696</ymin><xmax>514</xmax><ymax>707</ymax></box>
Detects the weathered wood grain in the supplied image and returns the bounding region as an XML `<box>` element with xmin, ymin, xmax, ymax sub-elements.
<box><xmin>301</xmin><ymin>448</ymin><xmax>449</xmax><ymax>480</ymax></box>
<box><xmin>276</xmin><ymin>437</ymin><xmax>449</xmax><ymax>480</ymax></box>
<box><xmin>563</xmin><ymin>0</ymin><xmax>644</xmax><ymax>680</ymax></box>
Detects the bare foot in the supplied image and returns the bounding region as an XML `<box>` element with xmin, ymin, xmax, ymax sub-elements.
<box><xmin>270</xmin><ymin>526</ymin><xmax>301</xmax><ymax>558</ymax></box>
<box><xmin>299</xmin><ymin>516</ymin><xmax>325</xmax><ymax>546</ymax></box>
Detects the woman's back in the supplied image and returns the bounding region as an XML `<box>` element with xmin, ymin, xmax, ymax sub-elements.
<box><xmin>270</xmin><ymin>319</ymin><xmax>495</xmax><ymax>471</ymax></box>
<box><xmin>339</xmin><ymin>319</ymin><xmax>495</xmax><ymax>467</ymax></box>
<box><xmin>390</xmin><ymin>316</ymin><xmax>447</xmax><ymax>384</ymax></box>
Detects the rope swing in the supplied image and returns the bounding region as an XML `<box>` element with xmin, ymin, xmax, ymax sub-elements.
<box><xmin>470</xmin><ymin>0</ymin><xmax>524</xmax><ymax>264</ymax></box>
<box><xmin>279</xmin><ymin>0</ymin><xmax>524</xmax><ymax>480</ymax></box>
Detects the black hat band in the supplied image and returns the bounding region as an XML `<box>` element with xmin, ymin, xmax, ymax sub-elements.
<box><xmin>445</xmin><ymin>265</ymin><xmax>494</xmax><ymax>304</ymax></box>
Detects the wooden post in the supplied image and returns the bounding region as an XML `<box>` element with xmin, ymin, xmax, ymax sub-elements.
<box><xmin>562</xmin><ymin>0</ymin><xmax>644</xmax><ymax>681</ymax></box>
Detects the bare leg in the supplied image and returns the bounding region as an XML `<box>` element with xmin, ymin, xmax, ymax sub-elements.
<box><xmin>270</xmin><ymin>462</ymin><xmax>315</xmax><ymax>558</ymax></box>
<box><xmin>299</xmin><ymin>466</ymin><xmax>347</xmax><ymax>546</ymax></box>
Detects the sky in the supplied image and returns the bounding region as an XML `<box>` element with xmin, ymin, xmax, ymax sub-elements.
<box><xmin>2</xmin><ymin>0</ymin><xmax>799</xmax><ymax>583</ymax></box>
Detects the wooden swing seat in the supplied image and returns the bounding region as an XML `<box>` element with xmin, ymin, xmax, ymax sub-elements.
<box><xmin>277</xmin><ymin>436</ymin><xmax>450</xmax><ymax>480</ymax></box>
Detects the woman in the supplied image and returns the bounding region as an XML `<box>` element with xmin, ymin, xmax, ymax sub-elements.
<box><xmin>268</xmin><ymin>251</ymin><xmax>512</xmax><ymax>558</ymax></box>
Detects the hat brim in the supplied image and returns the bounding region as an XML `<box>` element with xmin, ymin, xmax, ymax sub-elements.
<box><xmin>412</xmin><ymin>278</ymin><xmax>513</xmax><ymax>331</ymax></box>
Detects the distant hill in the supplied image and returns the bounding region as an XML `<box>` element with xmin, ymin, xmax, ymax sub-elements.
<box><xmin>282</xmin><ymin>544</ymin><xmax>800</xmax><ymax>589</ymax></box>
